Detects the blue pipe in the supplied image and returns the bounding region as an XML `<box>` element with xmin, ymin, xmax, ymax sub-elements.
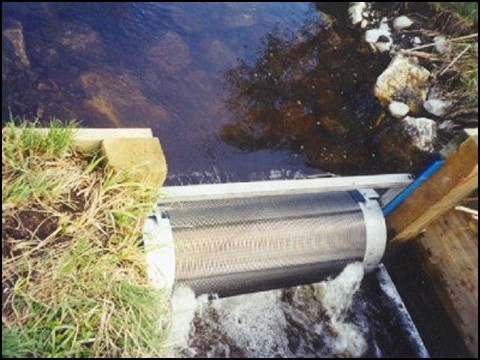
<box><xmin>382</xmin><ymin>155</ymin><xmax>445</xmax><ymax>216</ymax></box>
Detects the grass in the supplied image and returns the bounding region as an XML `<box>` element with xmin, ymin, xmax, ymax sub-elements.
<box><xmin>434</xmin><ymin>2</ymin><xmax>478</xmax><ymax>25</ymax></box>
<box><xmin>430</xmin><ymin>3</ymin><xmax>479</xmax><ymax>112</ymax></box>
<box><xmin>446</xmin><ymin>40</ymin><xmax>479</xmax><ymax>108</ymax></box>
<box><xmin>2</xmin><ymin>118</ymin><xmax>169</xmax><ymax>357</ymax></box>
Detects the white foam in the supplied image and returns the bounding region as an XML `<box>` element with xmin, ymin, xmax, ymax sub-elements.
<box><xmin>357</xmin><ymin>192</ymin><xmax>387</xmax><ymax>272</ymax></box>
<box><xmin>314</xmin><ymin>263</ymin><xmax>368</xmax><ymax>357</ymax></box>
<box><xmin>143</xmin><ymin>216</ymin><xmax>176</xmax><ymax>292</ymax></box>
<box><xmin>210</xmin><ymin>291</ymin><xmax>291</xmax><ymax>357</ymax></box>
<box><xmin>315</xmin><ymin>262</ymin><xmax>364</xmax><ymax>320</ymax></box>
<box><xmin>171</xmin><ymin>262</ymin><xmax>369</xmax><ymax>358</ymax></box>
<box><xmin>434</xmin><ymin>35</ymin><xmax>449</xmax><ymax>54</ymax></box>
<box><xmin>167</xmin><ymin>285</ymin><xmax>209</xmax><ymax>351</ymax></box>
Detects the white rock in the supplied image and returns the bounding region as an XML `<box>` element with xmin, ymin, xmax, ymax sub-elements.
<box><xmin>364</xmin><ymin>29</ymin><xmax>378</xmax><ymax>43</ymax></box>
<box><xmin>423</xmin><ymin>99</ymin><xmax>453</xmax><ymax>117</ymax></box>
<box><xmin>393</xmin><ymin>16</ymin><xmax>414</xmax><ymax>31</ymax></box>
<box><xmin>434</xmin><ymin>35</ymin><xmax>449</xmax><ymax>53</ymax></box>
<box><xmin>365</xmin><ymin>19</ymin><xmax>392</xmax><ymax>53</ymax></box>
<box><xmin>375</xmin><ymin>56</ymin><xmax>431</xmax><ymax>113</ymax></box>
<box><xmin>349</xmin><ymin>2</ymin><xmax>368</xmax><ymax>25</ymax></box>
<box><xmin>413</xmin><ymin>36</ymin><xmax>422</xmax><ymax>45</ymax></box>
<box><xmin>402</xmin><ymin>116</ymin><xmax>437</xmax><ymax>152</ymax></box>
<box><xmin>379</xmin><ymin>17</ymin><xmax>390</xmax><ymax>31</ymax></box>
<box><xmin>375</xmin><ymin>38</ymin><xmax>393</xmax><ymax>53</ymax></box>
<box><xmin>388</xmin><ymin>101</ymin><xmax>410</xmax><ymax>118</ymax></box>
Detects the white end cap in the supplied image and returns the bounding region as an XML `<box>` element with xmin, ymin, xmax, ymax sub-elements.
<box><xmin>143</xmin><ymin>215</ymin><xmax>175</xmax><ymax>292</ymax></box>
<box><xmin>358</xmin><ymin>190</ymin><xmax>387</xmax><ymax>272</ymax></box>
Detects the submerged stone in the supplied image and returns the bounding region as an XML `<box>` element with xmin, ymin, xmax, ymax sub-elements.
<box><xmin>378</xmin><ymin>116</ymin><xmax>437</xmax><ymax>173</ymax></box>
<box><xmin>402</xmin><ymin>116</ymin><xmax>437</xmax><ymax>152</ymax></box>
<box><xmin>2</xmin><ymin>21</ymin><xmax>30</xmax><ymax>69</ymax></box>
<box><xmin>80</xmin><ymin>70</ymin><xmax>168</xmax><ymax>127</ymax></box>
<box><xmin>58</xmin><ymin>25</ymin><xmax>100</xmax><ymax>52</ymax></box>
<box><xmin>223</xmin><ymin>12</ymin><xmax>256</xmax><ymax>28</ymax></box>
<box><xmin>170</xmin><ymin>8</ymin><xmax>205</xmax><ymax>33</ymax></box>
<box><xmin>147</xmin><ymin>31</ymin><xmax>191</xmax><ymax>74</ymax></box>
<box><xmin>200</xmin><ymin>39</ymin><xmax>238</xmax><ymax>70</ymax></box>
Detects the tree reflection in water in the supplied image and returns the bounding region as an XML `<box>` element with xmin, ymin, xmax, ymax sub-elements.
<box><xmin>221</xmin><ymin>7</ymin><xmax>391</xmax><ymax>175</ymax></box>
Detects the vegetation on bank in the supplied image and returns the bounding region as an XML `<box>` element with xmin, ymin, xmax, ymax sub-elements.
<box><xmin>434</xmin><ymin>2</ymin><xmax>478</xmax><ymax>25</ymax></box>
<box><xmin>2</xmin><ymin>119</ymin><xmax>168</xmax><ymax>357</ymax></box>
<box><xmin>433</xmin><ymin>2</ymin><xmax>478</xmax><ymax>107</ymax></box>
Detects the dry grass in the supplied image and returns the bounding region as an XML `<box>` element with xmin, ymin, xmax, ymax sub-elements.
<box><xmin>441</xmin><ymin>38</ymin><xmax>478</xmax><ymax>98</ymax></box>
<box><xmin>428</xmin><ymin>3</ymin><xmax>479</xmax><ymax>125</ymax></box>
<box><xmin>2</xmin><ymin>119</ymin><xmax>169</xmax><ymax>357</ymax></box>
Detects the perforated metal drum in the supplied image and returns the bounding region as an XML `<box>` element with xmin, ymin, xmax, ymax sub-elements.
<box><xmin>144</xmin><ymin>176</ymin><xmax>411</xmax><ymax>297</ymax></box>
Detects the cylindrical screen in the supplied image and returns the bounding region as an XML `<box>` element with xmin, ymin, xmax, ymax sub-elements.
<box><xmin>167</xmin><ymin>191</ymin><xmax>378</xmax><ymax>297</ymax></box>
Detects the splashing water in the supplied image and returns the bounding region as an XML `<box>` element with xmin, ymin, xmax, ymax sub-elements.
<box><xmin>314</xmin><ymin>262</ymin><xmax>367</xmax><ymax>357</ymax></box>
<box><xmin>168</xmin><ymin>262</ymin><xmax>368</xmax><ymax>358</ymax></box>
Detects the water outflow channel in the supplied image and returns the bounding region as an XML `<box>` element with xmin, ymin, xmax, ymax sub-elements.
<box><xmin>169</xmin><ymin>264</ymin><xmax>428</xmax><ymax>358</ymax></box>
<box><xmin>3</xmin><ymin>2</ymin><xmax>432</xmax><ymax>357</ymax></box>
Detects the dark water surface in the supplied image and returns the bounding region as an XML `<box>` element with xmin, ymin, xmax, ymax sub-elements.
<box><xmin>2</xmin><ymin>2</ymin><xmax>394</xmax><ymax>184</ymax></box>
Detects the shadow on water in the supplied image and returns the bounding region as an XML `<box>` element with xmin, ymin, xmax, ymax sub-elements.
<box><xmin>221</xmin><ymin>4</ymin><xmax>391</xmax><ymax>174</ymax></box>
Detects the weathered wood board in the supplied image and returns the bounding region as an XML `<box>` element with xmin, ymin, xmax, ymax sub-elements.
<box><xmin>414</xmin><ymin>208</ymin><xmax>478</xmax><ymax>356</ymax></box>
<box><xmin>387</xmin><ymin>129</ymin><xmax>478</xmax><ymax>241</ymax></box>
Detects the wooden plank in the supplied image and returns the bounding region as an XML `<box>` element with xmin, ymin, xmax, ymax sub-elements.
<box><xmin>3</xmin><ymin>127</ymin><xmax>166</xmax><ymax>186</ymax></box>
<box><xmin>101</xmin><ymin>137</ymin><xmax>167</xmax><ymax>188</ymax></box>
<box><xmin>160</xmin><ymin>174</ymin><xmax>413</xmax><ymax>202</ymax></box>
<box><xmin>73</xmin><ymin>128</ymin><xmax>153</xmax><ymax>153</ymax></box>
<box><xmin>387</xmin><ymin>129</ymin><xmax>478</xmax><ymax>241</ymax></box>
<box><xmin>415</xmin><ymin>209</ymin><xmax>478</xmax><ymax>356</ymax></box>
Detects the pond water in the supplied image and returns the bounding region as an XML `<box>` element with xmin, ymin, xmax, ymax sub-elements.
<box><xmin>2</xmin><ymin>2</ymin><xmax>400</xmax><ymax>185</ymax></box>
<box><xmin>3</xmin><ymin>2</ymin><xmax>435</xmax><ymax>358</ymax></box>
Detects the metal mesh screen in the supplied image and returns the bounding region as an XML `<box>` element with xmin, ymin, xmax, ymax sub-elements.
<box><xmin>168</xmin><ymin>191</ymin><xmax>368</xmax><ymax>296</ymax></box>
